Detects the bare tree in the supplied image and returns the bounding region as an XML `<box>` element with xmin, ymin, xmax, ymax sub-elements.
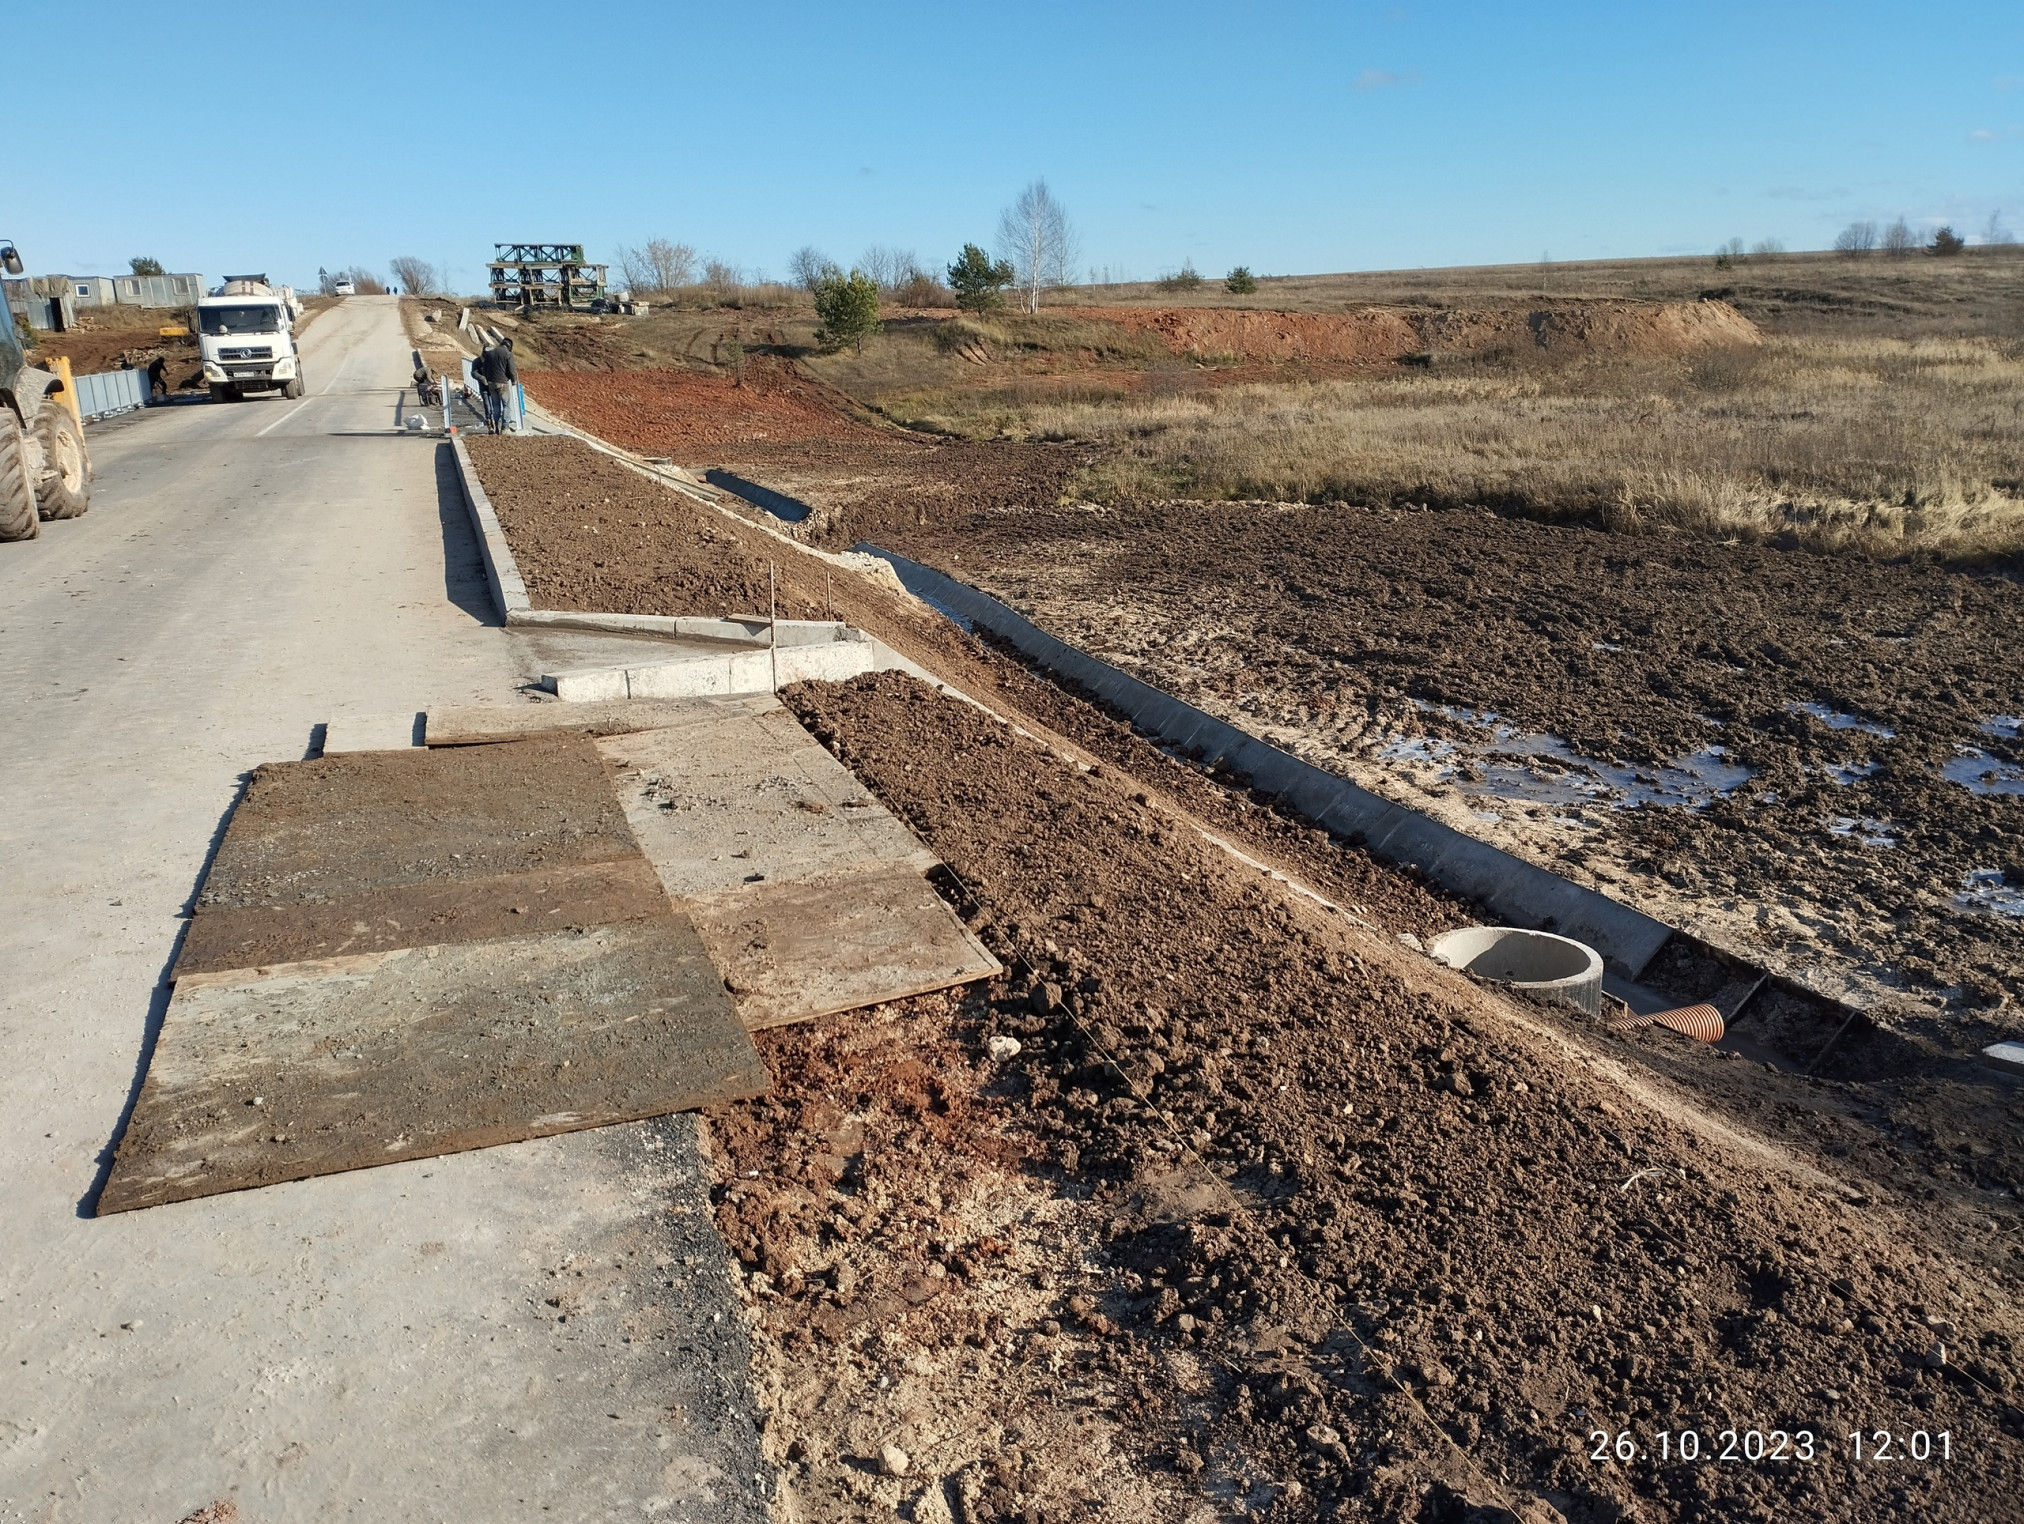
<box><xmin>1881</xmin><ymin>217</ymin><xmax>1917</xmax><ymax>258</ymax></box>
<box><xmin>388</xmin><ymin>256</ymin><xmax>439</xmax><ymax>295</ymax></box>
<box><xmin>1983</xmin><ymin>209</ymin><xmax>2015</xmax><ymax>246</ymax></box>
<box><xmin>615</xmin><ymin>240</ymin><xmax>697</xmax><ymax>295</ymax></box>
<box><xmin>996</xmin><ymin>180</ymin><xmax>1079</xmax><ymax>314</ymax></box>
<box><xmin>644</xmin><ymin>239</ymin><xmax>696</xmax><ymax>290</ymax></box>
<box><xmin>1750</xmin><ymin>237</ymin><xmax>1786</xmax><ymax>257</ymax></box>
<box><xmin>788</xmin><ymin>246</ymin><xmax>840</xmax><ymax>290</ymax></box>
<box><xmin>857</xmin><ymin>245</ymin><xmax>927</xmax><ymax>293</ymax></box>
<box><xmin>343</xmin><ymin>266</ymin><xmax>387</xmax><ymax>294</ymax></box>
<box><xmin>1833</xmin><ymin>220</ymin><xmax>1878</xmax><ymax>257</ymax></box>
<box><xmin>615</xmin><ymin>244</ymin><xmax>655</xmax><ymax>294</ymax></box>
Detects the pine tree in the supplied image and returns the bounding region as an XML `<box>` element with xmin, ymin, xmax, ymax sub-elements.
<box><xmin>946</xmin><ymin>244</ymin><xmax>1015</xmax><ymax>313</ymax></box>
<box><xmin>813</xmin><ymin>270</ymin><xmax>882</xmax><ymax>352</ymax></box>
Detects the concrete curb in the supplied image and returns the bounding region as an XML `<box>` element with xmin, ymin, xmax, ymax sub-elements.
<box><xmin>453</xmin><ymin>434</ymin><xmax>534</xmax><ymax>622</ymax></box>
<box><xmin>450</xmin><ymin>435</ymin><xmax>940</xmax><ymax>702</ymax></box>
<box><xmin>860</xmin><ymin>546</ymin><xmax>1677</xmax><ymax>979</ymax></box>
<box><xmin>546</xmin><ymin>633</ymin><xmax>882</xmax><ymax>701</ymax></box>
<box><xmin>451</xmin><ymin>434</ymin><xmax>869</xmax><ymax>648</ymax></box>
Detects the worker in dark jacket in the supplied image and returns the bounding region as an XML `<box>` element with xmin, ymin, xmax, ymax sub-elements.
<box><xmin>475</xmin><ymin>338</ymin><xmax>519</xmax><ymax>433</ymax></box>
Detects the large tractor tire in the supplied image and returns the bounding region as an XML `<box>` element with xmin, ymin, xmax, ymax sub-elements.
<box><xmin>209</xmin><ymin>383</ymin><xmax>238</xmax><ymax>404</ymax></box>
<box><xmin>33</xmin><ymin>403</ymin><xmax>90</xmax><ymax>520</ymax></box>
<box><xmin>0</xmin><ymin>410</ymin><xmax>39</xmax><ymax>542</ymax></box>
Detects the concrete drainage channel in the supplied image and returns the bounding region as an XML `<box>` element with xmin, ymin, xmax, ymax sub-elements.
<box><xmin>839</xmin><ymin>545</ymin><xmax>1949</xmax><ymax>1076</ymax></box>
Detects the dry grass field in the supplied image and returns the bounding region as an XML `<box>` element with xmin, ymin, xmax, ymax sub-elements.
<box><xmin>500</xmin><ymin>245</ymin><xmax>2024</xmax><ymax>562</ymax></box>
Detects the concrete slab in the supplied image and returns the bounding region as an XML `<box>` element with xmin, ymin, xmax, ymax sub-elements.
<box><xmin>321</xmin><ymin>709</ymin><xmax>423</xmax><ymax>753</ymax></box>
<box><xmin>176</xmin><ymin>855</ymin><xmax>672</xmax><ymax>976</ymax></box>
<box><xmin>1982</xmin><ymin>1040</ymin><xmax>2024</xmax><ymax>1077</ymax></box>
<box><xmin>189</xmin><ymin>736</ymin><xmax>639</xmax><ymax>920</ymax></box>
<box><xmin>426</xmin><ymin>694</ymin><xmax>778</xmax><ymax>746</ymax></box>
<box><xmin>545</xmin><ymin>635</ymin><xmax>877</xmax><ymax>702</ymax></box>
<box><xmin>103</xmin><ymin>918</ymin><xmax>767</xmax><ymax>1213</ymax></box>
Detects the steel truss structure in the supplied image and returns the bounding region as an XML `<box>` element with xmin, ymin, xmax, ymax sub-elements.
<box><xmin>487</xmin><ymin>243</ymin><xmax>608</xmax><ymax>308</ymax></box>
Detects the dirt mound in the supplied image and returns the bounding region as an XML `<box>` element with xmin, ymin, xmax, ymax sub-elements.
<box><xmin>523</xmin><ymin>358</ymin><xmax>887</xmax><ymax>456</ymax></box>
<box><xmin>717</xmin><ymin>670</ymin><xmax>2023</xmax><ymax>1523</ymax></box>
<box><xmin>1062</xmin><ymin>301</ymin><xmax>1760</xmax><ymax>364</ymax></box>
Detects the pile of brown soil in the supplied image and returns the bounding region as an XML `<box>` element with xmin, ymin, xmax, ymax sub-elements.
<box><xmin>1059</xmin><ymin>301</ymin><xmax>1760</xmax><ymax>365</ymax></box>
<box><xmin>523</xmin><ymin>357</ymin><xmax>892</xmax><ymax>454</ymax></box>
<box><xmin>707</xmin><ymin>670</ymin><xmax>2021</xmax><ymax>1523</ymax></box>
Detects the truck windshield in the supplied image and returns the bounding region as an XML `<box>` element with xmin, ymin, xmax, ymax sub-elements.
<box><xmin>199</xmin><ymin>305</ymin><xmax>283</xmax><ymax>335</ymax></box>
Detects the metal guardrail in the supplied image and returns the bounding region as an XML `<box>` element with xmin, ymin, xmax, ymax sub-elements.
<box><xmin>71</xmin><ymin>367</ymin><xmax>149</xmax><ymax>420</ymax></box>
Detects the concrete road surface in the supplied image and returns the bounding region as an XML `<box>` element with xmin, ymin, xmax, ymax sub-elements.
<box><xmin>0</xmin><ymin>298</ymin><xmax>770</xmax><ymax>1523</ymax></box>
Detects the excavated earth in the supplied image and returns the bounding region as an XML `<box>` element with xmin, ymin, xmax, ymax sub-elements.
<box><xmin>702</xmin><ymin>671</ymin><xmax>2020</xmax><ymax>1524</ymax></box>
<box><xmin>856</xmin><ymin>501</ymin><xmax>2024</xmax><ymax>1025</ymax></box>
<box><xmin>1055</xmin><ymin>300</ymin><xmax>1762</xmax><ymax>365</ymax></box>
<box><xmin>512</xmin><ymin>359</ymin><xmax>2022</xmax><ymax>1027</ymax></box>
<box><xmin>468</xmin><ymin>403</ymin><xmax>2024</xmax><ymax>1523</ymax></box>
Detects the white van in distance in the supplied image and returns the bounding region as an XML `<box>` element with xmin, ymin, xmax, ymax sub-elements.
<box><xmin>197</xmin><ymin>277</ymin><xmax>304</xmax><ymax>401</ymax></box>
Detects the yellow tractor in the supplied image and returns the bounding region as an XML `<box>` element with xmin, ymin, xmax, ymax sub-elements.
<box><xmin>0</xmin><ymin>240</ymin><xmax>92</xmax><ymax>541</ymax></box>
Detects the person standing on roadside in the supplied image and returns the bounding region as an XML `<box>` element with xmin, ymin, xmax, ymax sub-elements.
<box><xmin>146</xmin><ymin>356</ymin><xmax>169</xmax><ymax>399</ymax></box>
<box><xmin>475</xmin><ymin>337</ymin><xmax>519</xmax><ymax>434</ymax></box>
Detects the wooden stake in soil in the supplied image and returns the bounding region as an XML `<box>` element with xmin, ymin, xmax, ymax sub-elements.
<box><xmin>769</xmin><ymin>562</ymin><xmax>779</xmax><ymax>694</ymax></box>
<box><xmin>825</xmin><ymin>569</ymin><xmax>833</xmax><ymax>621</ymax></box>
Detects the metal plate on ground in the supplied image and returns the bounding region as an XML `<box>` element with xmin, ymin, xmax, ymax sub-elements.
<box><xmin>187</xmin><ymin>735</ymin><xmax>642</xmax><ymax>923</ymax></box>
<box><xmin>101</xmin><ymin>917</ymin><xmax>765</xmax><ymax>1213</ymax></box>
<box><xmin>690</xmin><ymin>862</ymin><xmax>1002</xmax><ymax>1030</ymax></box>
<box><xmin>596</xmin><ymin>708</ymin><xmax>1000</xmax><ymax>1028</ymax></box>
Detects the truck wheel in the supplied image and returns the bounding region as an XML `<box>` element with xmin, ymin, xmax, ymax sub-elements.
<box><xmin>33</xmin><ymin>405</ymin><xmax>91</xmax><ymax>520</ymax></box>
<box><xmin>209</xmin><ymin>384</ymin><xmax>238</xmax><ymax>403</ymax></box>
<box><xmin>283</xmin><ymin>376</ymin><xmax>305</xmax><ymax>399</ymax></box>
<box><xmin>0</xmin><ymin>411</ymin><xmax>39</xmax><ymax>541</ymax></box>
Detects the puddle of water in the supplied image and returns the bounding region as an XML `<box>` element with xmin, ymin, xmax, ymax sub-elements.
<box><xmin>1385</xmin><ymin>703</ymin><xmax>1755</xmax><ymax>810</ymax></box>
<box><xmin>1827</xmin><ymin>815</ymin><xmax>1898</xmax><ymax>848</ymax></box>
<box><xmin>1792</xmin><ymin>700</ymin><xmax>1894</xmax><ymax>738</ymax></box>
<box><xmin>1821</xmin><ymin>760</ymin><xmax>1881</xmax><ymax>786</ymax></box>
<box><xmin>1981</xmin><ymin>715</ymin><xmax>2023</xmax><ymax>740</ymax></box>
<box><xmin>1376</xmin><ymin>736</ymin><xmax>1456</xmax><ymax>766</ymax></box>
<box><xmin>1955</xmin><ymin>869</ymin><xmax>2024</xmax><ymax>918</ymax></box>
<box><xmin>1943</xmin><ymin>749</ymin><xmax>2024</xmax><ymax>797</ymax></box>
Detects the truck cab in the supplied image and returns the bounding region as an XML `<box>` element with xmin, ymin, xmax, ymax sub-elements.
<box><xmin>197</xmin><ymin>277</ymin><xmax>303</xmax><ymax>401</ymax></box>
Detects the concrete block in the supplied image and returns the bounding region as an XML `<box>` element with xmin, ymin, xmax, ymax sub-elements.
<box><xmin>544</xmin><ymin>634</ymin><xmax>878</xmax><ymax>703</ymax></box>
<box><xmin>548</xmin><ymin>666</ymin><xmax>632</xmax><ymax>703</ymax></box>
<box><xmin>321</xmin><ymin>711</ymin><xmax>424</xmax><ymax>753</ymax></box>
<box><xmin>1982</xmin><ymin>1041</ymin><xmax>2024</xmax><ymax>1077</ymax></box>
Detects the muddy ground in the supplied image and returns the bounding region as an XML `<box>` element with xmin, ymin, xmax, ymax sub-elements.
<box><xmin>516</xmin><ymin>373</ymin><xmax>2024</xmax><ymax>1027</ymax></box>
<box><xmin>703</xmin><ymin>671</ymin><xmax>2021</xmax><ymax>1524</ymax></box>
<box><xmin>467</xmin><ymin>435</ymin><xmax>2024</xmax><ymax>1521</ymax></box>
<box><xmin>863</xmin><ymin>500</ymin><xmax>2024</xmax><ymax>1018</ymax></box>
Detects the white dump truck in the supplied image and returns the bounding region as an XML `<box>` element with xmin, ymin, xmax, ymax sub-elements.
<box><xmin>197</xmin><ymin>276</ymin><xmax>304</xmax><ymax>401</ymax></box>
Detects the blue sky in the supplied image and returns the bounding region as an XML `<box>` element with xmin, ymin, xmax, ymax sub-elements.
<box><xmin>14</xmin><ymin>1</ymin><xmax>2022</xmax><ymax>293</ymax></box>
